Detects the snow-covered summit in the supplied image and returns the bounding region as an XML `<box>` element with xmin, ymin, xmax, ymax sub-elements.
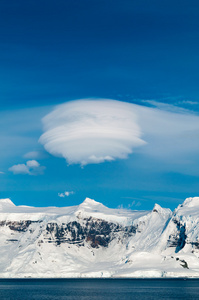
<box><xmin>75</xmin><ymin>197</ymin><xmax>151</xmax><ymax>225</ymax></box>
<box><xmin>174</xmin><ymin>197</ymin><xmax>199</xmax><ymax>218</ymax></box>
<box><xmin>182</xmin><ymin>197</ymin><xmax>199</xmax><ymax>208</ymax></box>
<box><xmin>152</xmin><ymin>203</ymin><xmax>171</xmax><ymax>217</ymax></box>
<box><xmin>78</xmin><ymin>197</ymin><xmax>105</xmax><ymax>210</ymax></box>
<box><xmin>0</xmin><ymin>198</ymin><xmax>15</xmax><ymax>211</ymax></box>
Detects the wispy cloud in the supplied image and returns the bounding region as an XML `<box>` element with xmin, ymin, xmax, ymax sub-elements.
<box><xmin>39</xmin><ymin>99</ymin><xmax>146</xmax><ymax>166</ymax></box>
<box><xmin>118</xmin><ymin>200</ymin><xmax>142</xmax><ymax>209</ymax></box>
<box><xmin>58</xmin><ymin>191</ymin><xmax>74</xmax><ymax>197</ymax></box>
<box><xmin>0</xmin><ymin>171</ymin><xmax>4</xmax><ymax>174</ymax></box>
<box><xmin>9</xmin><ymin>160</ymin><xmax>45</xmax><ymax>176</ymax></box>
<box><xmin>178</xmin><ymin>100</ymin><xmax>198</xmax><ymax>105</ymax></box>
<box><xmin>23</xmin><ymin>151</ymin><xmax>46</xmax><ymax>159</ymax></box>
<box><xmin>142</xmin><ymin>100</ymin><xmax>191</xmax><ymax>114</ymax></box>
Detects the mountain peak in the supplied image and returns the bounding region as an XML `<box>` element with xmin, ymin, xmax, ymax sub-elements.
<box><xmin>0</xmin><ymin>198</ymin><xmax>15</xmax><ymax>210</ymax></box>
<box><xmin>152</xmin><ymin>203</ymin><xmax>162</xmax><ymax>213</ymax></box>
<box><xmin>74</xmin><ymin>198</ymin><xmax>108</xmax><ymax>219</ymax></box>
<box><xmin>152</xmin><ymin>203</ymin><xmax>172</xmax><ymax>217</ymax></box>
<box><xmin>83</xmin><ymin>197</ymin><xmax>99</xmax><ymax>205</ymax></box>
<box><xmin>182</xmin><ymin>197</ymin><xmax>199</xmax><ymax>208</ymax></box>
<box><xmin>78</xmin><ymin>197</ymin><xmax>105</xmax><ymax>209</ymax></box>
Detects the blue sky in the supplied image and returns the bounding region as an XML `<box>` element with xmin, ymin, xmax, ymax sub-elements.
<box><xmin>1</xmin><ymin>0</ymin><xmax>199</xmax><ymax>210</ymax></box>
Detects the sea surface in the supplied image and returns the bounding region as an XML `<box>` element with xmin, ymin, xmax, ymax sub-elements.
<box><xmin>0</xmin><ymin>278</ymin><xmax>198</xmax><ymax>300</ymax></box>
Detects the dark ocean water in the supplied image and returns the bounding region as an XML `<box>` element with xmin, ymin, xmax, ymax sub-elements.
<box><xmin>0</xmin><ymin>278</ymin><xmax>198</xmax><ymax>300</ymax></box>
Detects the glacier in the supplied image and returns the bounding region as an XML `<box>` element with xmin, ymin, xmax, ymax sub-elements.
<box><xmin>0</xmin><ymin>197</ymin><xmax>199</xmax><ymax>278</ymax></box>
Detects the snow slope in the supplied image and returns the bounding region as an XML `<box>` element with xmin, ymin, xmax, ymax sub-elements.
<box><xmin>0</xmin><ymin>197</ymin><xmax>199</xmax><ymax>278</ymax></box>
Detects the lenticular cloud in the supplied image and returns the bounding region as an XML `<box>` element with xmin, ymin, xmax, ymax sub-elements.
<box><xmin>39</xmin><ymin>99</ymin><xmax>146</xmax><ymax>166</ymax></box>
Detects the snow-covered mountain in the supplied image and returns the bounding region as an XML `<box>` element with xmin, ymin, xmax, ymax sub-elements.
<box><xmin>0</xmin><ymin>197</ymin><xmax>199</xmax><ymax>278</ymax></box>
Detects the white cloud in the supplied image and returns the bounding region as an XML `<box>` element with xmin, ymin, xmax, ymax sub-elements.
<box><xmin>9</xmin><ymin>164</ymin><xmax>30</xmax><ymax>175</ymax></box>
<box><xmin>38</xmin><ymin>98</ymin><xmax>199</xmax><ymax>175</ymax></box>
<box><xmin>9</xmin><ymin>160</ymin><xmax>45</xmax><ymax>176</ymax></box>
<box><xmin>0</xmin><ymin>171</ymin><xmax>5</xmax><ymax>174</ymax></box>
<box><xmin>58</xmin><ymin>191</ymin><xmax>74</xmax><ymax>198</ymax></box>
<box><xmin>39</xmin><ymin>99</ymin><xmax>146</xmax><ymax>166</ymax></box>
<box><xmin>26</xmin><ymin>160</ymin><xmax>40</xmax><ymax>168</ymax></box>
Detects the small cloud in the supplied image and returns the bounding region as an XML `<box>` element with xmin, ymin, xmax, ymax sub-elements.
<box><xmin>26</xmin><ymin>160</ymin><xmax>40</xmax><ymax>168</ymax></box>
<box><xmin>58</xmin><ymin>191</ymin><xmax>74</xmax><ymax>198</ymax></box>
<box><xmin>9</xmin><ymin>160</ymin><xmax>45</xmax><ymax>176</ymax></box>
<box><xmin>0</xmin><ymin>171</ymin><xmax>5</xmax><ymax>174</ymax></box>
<box><xmin>9</xmin><ymin>164</ymin><xmax>30</xmax><ymax>175</ymax></box>
<box><xmin>58</xmin><ymin>193</ymin><xmax>65</xmax><ymax>198</ymax></box>
<box><xmin>24</xmin><ymin>151</ymin><xmax>46</xmax><ymax>159</ymax></box>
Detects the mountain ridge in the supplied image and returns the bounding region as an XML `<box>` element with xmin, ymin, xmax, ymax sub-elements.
<box><xmin>0</xmin><ymin>197</ymin><xmax>199</xmax><ymax>278</ymax></box>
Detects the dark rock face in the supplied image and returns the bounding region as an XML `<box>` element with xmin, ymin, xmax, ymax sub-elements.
<box><xmin>44</xmin><ymin>217</ymin><xmax>137</xmax><ymax>248</ymax></box>
<box><xmin>175</xmin><ymin>257</ymin><xmax>189</xmax><ymax>269</ymax></box>
<box><xmin>167</xmin><ymin>218</ymin><xmax>187</xmax><ymax>253</ymax></box>
<box><xmin>0</xmin><ymin>220</ymin><xmax>42</xmax><ymax>232</ymax></box>
<box><xmin>180</xmin><ymin>259</ymin><xmax>189</xmax><ymax>269</ymax></box>
<box><xmin>0</xmin><ymin>217</ymin><xmax>137</xmax><ymax>249</ymax></box>
<box><xmin>191</xmin><ymin>242</ymin><xmax>199</xmax><ymax>249</ymax></box>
